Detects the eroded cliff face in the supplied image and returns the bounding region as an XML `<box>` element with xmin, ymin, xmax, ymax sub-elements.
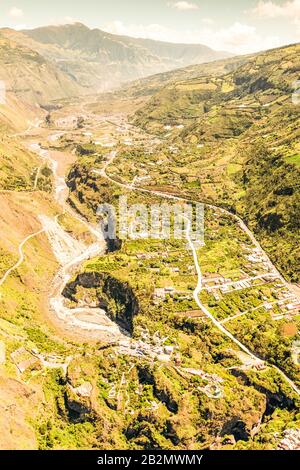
<box><xmin>62</xmin><ymin>272</ymin><xmax>139</xmax><ymax>332</ymax></box>
<box><xmin>231</xmin><ymin>369</ymin><xmax>295</xmax><ymax>415</ymax></box>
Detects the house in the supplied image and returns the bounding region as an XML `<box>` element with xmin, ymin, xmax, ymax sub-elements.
<box><xmin>154</xmin><ymin>288</ymin><xmax>166</xmax><ymax>300</ymax></box>
<box><xmin>164</xmin><ymin>287</ymin><xmax>176</xmax><ymax>296</ymax></box>
<box><xmin>164</xmin><ymin>346</ymin><xmax>174</xmax><ymax>355</ymax></box>
<box><xmin>170</xmin><ymin>267</ymin><xmax>180</xmax><ymax>273</ymax></box>
<box><xmin>220</xmin><ymin>285</ymin><xmax>231</xmax><ymax>293</ymax></box>
<box><xmin>287</xmin><ymin>303</ymin><xmax>300</xmax><ymax>312</ymax></box>
<box><xmin>264</xmin><ymin>303</ymin><xmax>273</xmax><ymax>311</ymax></box>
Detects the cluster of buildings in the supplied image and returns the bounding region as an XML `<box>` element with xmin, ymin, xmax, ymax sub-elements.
<box><xmin>153</xmin><ymin>286</ymin><xmax>177</xmax><ymax>303</ymax></box>
<box><xmin>244</xmin><ymin>246</ymin><xmax>271</xmax><ymax>272</ymax></box>
<box><xmin>118</xmin><ymin>328</ymin><xmax>180</xmax><ymax>365</ymax></box>
<box><xmin>291</xmin><ymin>340</ymin><xmax>300</xmax><ymax>365</ymax></box>
<box><xmin>203</xmin><ymin>274</ymin><xmax>265</xmax><ymax>294</ymax></box>
<box><xmin>55</xmin><ymin>116</ymin><xmax>78</xmax><ymax>128</ymax></box>
<box><xmin>271</xmin><ymin>288</ymin><xmax>300</xmax><ymax>320</ymax></box>
<box><xmin>153</xmin><ymin>286</ymin><xmax>193</xmax><ymax>304</ymax></box>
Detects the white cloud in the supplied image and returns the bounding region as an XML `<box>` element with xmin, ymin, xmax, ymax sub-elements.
<box><xmin>103</xmin><ymin>20</ymin><xmax>169</xmax><ymax>40</ymax></box>
<box><xmin>46</xmin><ymin>16</ymin><xmax>81</xmax><ymax>26</ymax></box>
<box><xmin>8</xmin><ymin>7</ymin><xmax>24</xmax><ymax>18</ymax></box>
<box><xmin>168</xmin><ymin>2</ymin><xmax>199</xmax><ymax>11</ymax></box>
<box><xmin>293</xmin><ymin>16</ymin><xmax>300</xmax><ymax>32</ymax></box>
<box><xmin>252</xmin><ymin>0</ymin><xmax>300</xmax><ymax>18</ymax></box>
<box><xmin>183</xmin><ymin>21</ymin><xmax>280</xmax><ymax>54</ymax></box>
<box><xmin>14</xmin><ymin>23</ymin><xmax>27</xmax><ymax>30</ymax></box>
<box><xmin>251</xmin><ymin>1</ymin><xmax>300</xmax><ymax>33</ymax></box>
<box><xmin>64</xmin><ymin>16</ymin><xmax>78</xmax><ymax>24</ymax></box>
<box><xmin>215</xmin><ymin>22</ymin><xmax>257</xmax><ymax>50</ymax></box>
<box><xmin>102</xmin><ymin>20</ymin><xmax>281</xmax><ymax>54</ymax></box>
<box><xmin>201</xmin><ymin>18</ymin><xmax>215</xmax><ymax>25</ymax></box>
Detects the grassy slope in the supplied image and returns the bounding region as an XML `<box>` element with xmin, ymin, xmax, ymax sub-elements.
<box><xmin>0</xmin><ymin>35</ymin><xmax>83</xmax><ymax>107</ymax></box>
<box><xmin>0</xmin><ymin>137</ymin><xmax>40</xmax><ymax>189</ymax></box>
<box><xmin>0</xmin><ymin>132</ymin><xmax>74</xmax><ymax>448</ymax></box>
<box><xmin>0</xmin><ymin>39</ymin><xmax>298</xmax><ymax>450</ymax></box>
<box><xmin>64</xmin><ymin>150</ymin><xmax>300</xmax><ymax>450</ymax></box>
<box><xmin>132</xmin><ymin>43</ymin><xmax>300</xmax><ymax>282</ymax></box>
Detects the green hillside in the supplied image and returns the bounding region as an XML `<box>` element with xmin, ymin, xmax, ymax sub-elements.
<box><xmin>132</xmin><ymin>43</ymin><xmax>300</xmax><ymax>282</ymax></box>
<box><xmin>0</xmin><ymin>23</ymin><xmax>230</xmax><ymax>92</ymax></box>
<box><xmin>0</xmin><ymin>22</ymin><xmax>299</xmax><ymax>451</ymax></box>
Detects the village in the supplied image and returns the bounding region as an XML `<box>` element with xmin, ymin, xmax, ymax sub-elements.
<box><xmin>144</xmin><ymin>235</ymin><xmax>300</xmax><ymax>330</ymax></box>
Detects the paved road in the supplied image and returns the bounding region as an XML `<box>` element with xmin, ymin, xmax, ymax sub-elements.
<box><xmin>96</xmin><ymin>154</ymin><xmax>298</xmax><ymax>300</ymax></box>
<box><xmin>94</xmin><ymin>153</ymin><xmax>300</xmax><ymax>396</ymax></box>
<box><xmin>184</xmin><ymin>216</ymin><xmax>261</xmax><ymax>362</ymax></box>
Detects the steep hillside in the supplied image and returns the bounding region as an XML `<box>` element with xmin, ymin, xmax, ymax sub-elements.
<box><xmin>0</xmin><ymin>23</ymin><xmax>231</xmax><ymax>92</ymax></box>
<box><xmin>0</xmin><ymin>35</ymin><xmax>83</xmax><ymax>107</ymax></box>
<box><xmin>0</xmin><ymin>22</ymin><xmax>298</xmax><ymax>450</ymax></box>
<box><xmin>116</xmin><ymin>55</ymin><xmax>250</xmax><ymax>100</ymax></box>
<box><xmin>132</xmin><ymin>43</ymin><xmax>300</xmax><ymax>282</ymax></box>
<box><xmin>0</xmin><ymin>137</ymin><xmax>40</xmax><ymax>189</ymax></box>
<box><xmin>134</xmin><ymin>44</ymin><xmax>299</xmax><ymax>134</ymax></box>
<box><xmin>0</xmin><ymin>93</ymin><xmax>39</xmax><ymax>133</ymax></box>
<box><xmin>240</xmin><ymin>144</ymin><xmax>300</xmax><ymax>283</ymax></box>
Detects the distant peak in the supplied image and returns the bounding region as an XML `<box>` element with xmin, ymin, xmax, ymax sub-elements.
<box><xmin>66</xmin><ymin>22</ymin><xmax>89</xmax><ymax>29</ymax></box>
<box><xmin>31</xmin><ymin>22</ymin><xmax>90</xmax><ymax>31</ymax></box>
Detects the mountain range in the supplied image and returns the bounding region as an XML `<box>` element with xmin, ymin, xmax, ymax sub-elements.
<box><xmin>0</xmin><ymin>20</ymin><xmax>299</xmax><ymax>451</ymax></box>
<box><xmin>0</xmin><ymin>23</ymin><xmax>230</xmax><ymax>98</ymax></box>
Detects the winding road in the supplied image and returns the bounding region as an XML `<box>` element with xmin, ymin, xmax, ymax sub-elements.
<box><xmin>94</xmin><ymin>151</ymin><xmax>300</xmax><ymax>396</ymax></box>
<box><xmin>11</xmin><ymin>119</ymin><xmax>298</xmax><ymax>394</ymax></box>
<box><xmin>184</xmin><ymin>216</ymin><xmax>261</xmax><ymax>362</ymax></box>
<box><xmin>0</xmin><ymin>228</ymin><xmax>45</xmax><ymax>287</ymax></box>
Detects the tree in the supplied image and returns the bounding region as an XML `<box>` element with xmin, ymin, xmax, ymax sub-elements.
<box><xmin>77</xmin><ymin>116</ymin><xmax>85</xmax><ymax>129</ymax></box>
<box><xmin>45</xmin><ymin>113</ymin><xmax>52</xmax><ymax>127</ymax></box>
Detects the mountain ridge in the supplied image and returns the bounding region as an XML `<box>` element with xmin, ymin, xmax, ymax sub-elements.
<box><xmin>130</xmin><ymin>42</ymin><xmax>300</xmax><ymax>282</ymax></box>
<box><xmin>0</xmin><ymin>22</ymin><xmax>231</xmax><ymax>92</ymax></box>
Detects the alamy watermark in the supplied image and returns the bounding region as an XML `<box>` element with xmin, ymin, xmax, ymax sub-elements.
<box><xmin>0</xmin><ymin>81</ymin><xmax>6</xmax><ymax>105</ymax></box>
<box><xmin>97</xmin><ymin>196</ymin><xmax>204</xmax><ymax>244</ymax></box>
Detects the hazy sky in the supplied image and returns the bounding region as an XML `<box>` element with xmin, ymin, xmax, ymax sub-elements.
<box><xmin>0</xmin><ymin>0</ymin><xmax>299</xmax><ymax>54</ymax></box>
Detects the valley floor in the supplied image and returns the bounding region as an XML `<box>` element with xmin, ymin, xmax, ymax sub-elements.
<box><xmin>0</xmin><ymin>97</ymin><xmax>299</xmax><ymax>450</ymax></box>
